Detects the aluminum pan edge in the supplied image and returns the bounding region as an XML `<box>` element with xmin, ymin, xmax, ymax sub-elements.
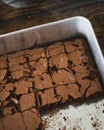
<box><xmin>0</xmin><ymin>16</ymin><xmax>104</xmax><ymax>84</ymax></box>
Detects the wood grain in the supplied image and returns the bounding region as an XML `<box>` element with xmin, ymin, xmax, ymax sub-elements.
<box><xmin>0</xmin><ymin>0</ymin><xmax>104</xmax><ymax>51</ymax></box>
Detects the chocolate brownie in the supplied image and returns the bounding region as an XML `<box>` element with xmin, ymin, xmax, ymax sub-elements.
<box><xmin>0</xmin><ymin>38</ymin><xmax>103</xmax><ymax>130</ymax></box>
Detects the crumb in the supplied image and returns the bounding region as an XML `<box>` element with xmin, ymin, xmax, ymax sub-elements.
<box><xmin>63</xmin><ymin>116</ymin><xmax>67</xmax><ymax>121</ymax></box>
<box><xmin>91</xmin><ymin>117</ymin><xmax>93</xmax><ymax>120</ymax></box>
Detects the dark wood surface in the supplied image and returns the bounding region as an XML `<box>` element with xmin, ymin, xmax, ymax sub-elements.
<box><xmin>0</xmin><ymin>0</ymin><xmax>104</xmax><ymax>51</ymax></box>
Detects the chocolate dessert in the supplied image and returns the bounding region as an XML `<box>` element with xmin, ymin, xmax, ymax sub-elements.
<box><xmin>0</xmin><ymin>38</ymin><xmax>103</xmax><ymax>130</ymax></box>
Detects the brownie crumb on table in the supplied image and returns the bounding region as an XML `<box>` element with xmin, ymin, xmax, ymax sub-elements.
<box><xmin>0</xmin><ymin>38</ymin><xmax>103</xmax><ymax>130</ymax></box>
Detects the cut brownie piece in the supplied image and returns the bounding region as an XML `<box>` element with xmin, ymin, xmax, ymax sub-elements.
<box><xmin>15</xmin><ymin>79</ymin><xmax>33</xmax><ymax>94</ymax></box>
<box><xmin>55</xmin><ymin>84</ymin><xmax>82</xmax><ymax>103</ymax></box>
<box><xmin>22</xmin><ymin>108</ymin><xmax>42</xmax><ymax>130</ymax></box>
<box><xmin>64</xmin><ymin>39</ymin><xmax>85</xmax><ymax>53</ymax></box>
<box><xmin>0</xmin><ymin>91</ymin><xmax>10</xmax><ymax>102</ymax></box>
<box><xmin>25</xmin><ymin>48</ymin><xmax>45</xmax><ymax>61</ymax></box>
<box><xmin>34</xmin><ymin>73</ymin><xmax>53</xmax><ymax>90</ymax></box>
<box><xmin>49</xmin><ymin>53</ymin><xmax>68</xmax><ymax>69</ymax></box>
<box><xmin>8</xmin><ymin>56</ymin><xmax>26</xmax><ymax>66</ymax></box>
<box><xmin>5</xmin><ymin>83</ymin><xmax>15</xmax><ymax>91</ymax></box>
<box><xmin>0</xmin><ymin>61</ymin><xmax>8</xmax><ymax>69</ymax></box>
<box><xmin>37</xmin><ymin>88</ymin><xmax>59</xmax><ymax>108</ymax></box>
<box><xmin>0</xmin><ymin>69</ymin><xmax>7</xmax><ymax>82</ymax></box>
<box><xmin>30</xmin><ymin>58</ymin><xmax>47</xmax><ymax>76</ymax></box>
<box><xmin>67</xmin><ymin>49</ymin><xmax>87</xmax><ymax>66</ymax></box>
<box><xmin>46</xmin><ymin>42</ymin><xmax>65</xmax><ymax>57</ymax></box>
<box><xmin>2</xmin><ymin>113</ymin><xmax>26</xmax><ymax>130</ymax></box>
<box><xmin>85</xmin><ymin>78</ymin><xmax>103</xmax><ymax>97</ymax></box>
<box><xmin>19</xmin><ymin>93</ymin><xmax>36</xmax><ymax>111</ymax></box>
<box><xmin>52</xmin><ymin>69</ymin><xmax>76</xmax><ymax>85</ymax></box>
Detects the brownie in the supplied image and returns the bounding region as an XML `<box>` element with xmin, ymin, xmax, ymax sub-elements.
<box><xmin>0</xmin><ymin>38</ymin><xmax>103</xmax><ymax>130</ymax></box>
<box><xmin>19</xmin><ymin>93</ymin><xmax>36</xmax><ymax>111</ymax></box>
<box><xmin>22</xmin><ymin>109</ymin><xmax>42</xmax><ymax>130</ymax></box>
<box><xmin>49</xmin><ymin>53</ymin><xmax>68</xmax><ymax>69</ymax></box>
<box><xmin>30</xmin><ymin>58</ymin><xmax>47</xmax><ymax>76</ymax></box>
<box><xmin>46</xmin><ymin>42</ymin><xmax>64</xmax><ymax>57</ymax></box>
<box><xmin>34</xmin><ymin>73</ymin><xmax>53</xmax><ymax>90</ymax></box>
<box><xmin>0</xmin><ymin>69</ymin><xmax>7</xmax><ymax>82</ymax></box>
<box><xmin>37</xmin><ymin>88</ymin><xmax>59</xmax><ymax>108</ymax></box>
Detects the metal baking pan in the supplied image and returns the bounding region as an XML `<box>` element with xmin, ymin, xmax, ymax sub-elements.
<box><xmin>0</xmin><ymin>16</ymin><xmax>104</xmax><ymax>130</ymax></box>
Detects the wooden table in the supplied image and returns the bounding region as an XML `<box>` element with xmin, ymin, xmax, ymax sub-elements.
<box><xmin>0</xmin><ymin>0</ymin><xmax>104</xmax><ymax>52</ymax></box>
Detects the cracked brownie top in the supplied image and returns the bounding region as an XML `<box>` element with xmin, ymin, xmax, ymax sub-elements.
<box><xmin>0</xmin><ymin>38</ymin><xmax>103</xmax><ymax>130</ymax></box>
